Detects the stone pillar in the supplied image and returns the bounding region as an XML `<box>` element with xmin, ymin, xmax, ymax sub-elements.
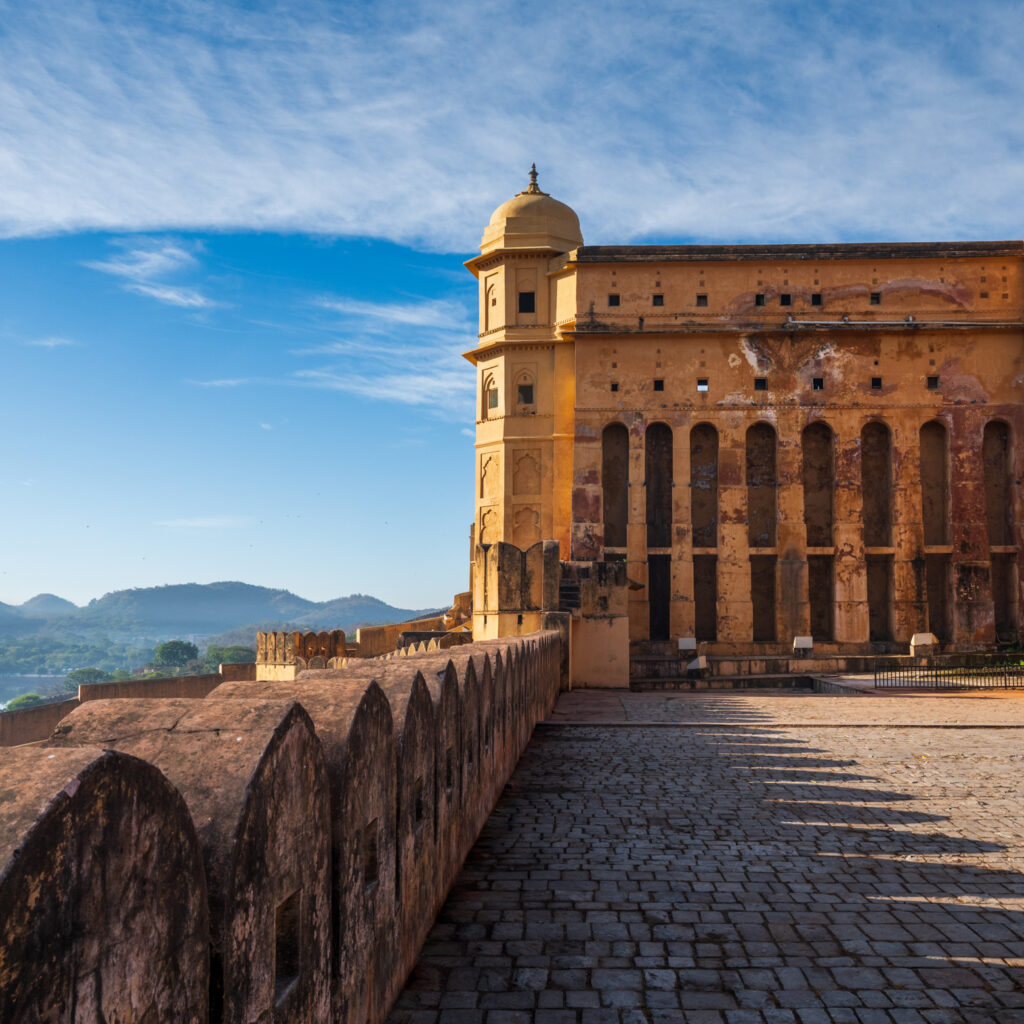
<box><xmin>570</xmin><ymin>420</ymin><xmax>602</xmax><ymax>561</ymax></box>
<box><xmin>716</xmin><ymin>417</ymin><xmax>753</xmax><ymax>642</ymax></box>
<box><xmin>891</xmin><ymin>410</ymin><xmax>929</xmax><ymax>641</ymax></box>
<box><xmin>776</xmin><ymin>409</ymin><xmax>810</xmax><ymax>642</ymax></box>
<box><xmin>834</xmin><ymin>426</ymin><xmax>869</xmax><ymax>642</ymax></box>
<box><xmin>671</xmin><ymin>412</ymin><xmax>695</xmax><ymax>638</ymax></box>
<box><xmin>950</xmin><ymin>408</ymin><xmax>996</xmax><ymax>645</ymax></box>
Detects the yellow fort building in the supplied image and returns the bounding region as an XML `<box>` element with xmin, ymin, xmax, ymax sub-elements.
<box><xmin>466</xmin><ymin>168</ymin><xmax>1022</xmax><ymax>686</ymax></box>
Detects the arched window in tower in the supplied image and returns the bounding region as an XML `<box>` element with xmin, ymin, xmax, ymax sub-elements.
<box><xmin>645</xmin><ymin>423</ymin><xmax>673</xmax><ymax>548</ymax></box>
<box><xmin>602</xmin><ymin>423</ymin><xmax>629</xmax><ymax>549</ymax></box>
<box><xmin>690</xmin><ymin>423</ymin><xmax>719</xmax><ymax>548</ymax></box>
<box><xmin>482</xmin><ymin>374</ymin><xmax>498</xmax><ymax>421</ymax></box>
<box><xmin>745</xmin><ymin>422</ymin><xmax>777</xmax><ymax>548</ymax></box>
<box><xmin>861</xmin><ymin>421</ymin><xmax>893</xmax><ymax>548</ymax></box>
<box><xmin>514</xmin><ymin>371</ymin><xmax>536</xmax><ymax>412</ymax></box>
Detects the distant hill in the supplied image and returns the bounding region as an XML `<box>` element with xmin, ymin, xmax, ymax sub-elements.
<box><xmin>0</xmin><ymin>582</ymin><xmax>442</xmax><ymax>646</ymax></box>
<box><xmin>19</xmin><ymin>593</ymin><xmax>79</xmax><ymax>617</ymax></box>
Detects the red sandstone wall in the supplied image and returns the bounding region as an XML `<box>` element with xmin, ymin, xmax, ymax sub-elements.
<box><xmin>0</xmin><ymin>632</ymin><xmax>562</xmax><ymax>1024</ymax></box>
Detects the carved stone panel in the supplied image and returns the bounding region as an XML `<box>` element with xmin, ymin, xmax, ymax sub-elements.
<box><xmin>513</xmin><ymin>450</ymin><xmax>541</xmax><ymax>495</ymax></box>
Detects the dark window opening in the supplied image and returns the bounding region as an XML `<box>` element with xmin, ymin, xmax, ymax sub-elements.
<box><xmin>811</xmin><ymin>293</ymin><xmax>822</xmax><ymax>306</ymax></box>
<box><xmin>517</xmin><ymin>384</ymin><xmax>534</xmax><ymax>405</ymax></box>
<box><xmin>653</xmin><ymin>378</ymin><xmax>664</xmax><ymax>392</ymax></box>
<box><xmin>610</xmin><ymin>382</ymin><xmax>619</xmax><ymax>392</ymax></box>
<box><xmin>812</xmin><ymin>377</ymin><xmax>824</xmax><ymax>391</ymax></box>
<box><xmin>608</xmin><ymin>293</ymin><xmax>620</xmax><ymax>306</ymax></box>
<box><xmin>780</xmin><ymin>293</ymin><xmax>792</xmax><ymax>306</ymax></box>
<box><xmin>275</xmin><ymin>890</ymin><xmax>301</xmax><ymax>1005</ymax></box>
<box><xmin>652</xmin><ymin>294</ymin><xmax>664</xmax><ymax>306</ymax></box>
<box><xmin>697</xmin><ymin>378</ymin><xmax>709</xmax><ymax>392</ymax></box>
<box><xmin>363</xmin><ymin>821</ymin><xmax>379</xmax><ymax>887</ymax></box>
<box><xmin>696</xmin><ymin>294</ymin><xmax>708</xmax><ymax>307</ymax></box>
<box><xmin>517</xmin><ymin>291</ymin><xmax>535</xmax><ymax>314</ymax></box>
<box><xmin>694</xmin><ymin>555</ymin><xmax>717</xmax><ymax>641</ymax></box>
<box><xmin>870</xmin><ymin>292</ymin><xmax>881</xmax><ymax>305</ymax></box>
<box><xmin>980</xmin><ymin>291</ymin><xmax>989</xmax><ymax>299</ymax></box>
<box><xmin>871</xmin><ymin>377</ymin><xmax>882</xmax><ymax>390</ymax></box>
<box><xmin>754</xmin><ymin>377</ymin><xmax>767</xmax><ymax>391</ymax></box>
<box><xmin>927</xmin><ymin>376</ymin><xmax>940</xmax><ymax>390</ymax></box>
<box><xmin>754</xmin><ymin>293</ymin><xmax>765</xmax><ymax>306</ymax></box>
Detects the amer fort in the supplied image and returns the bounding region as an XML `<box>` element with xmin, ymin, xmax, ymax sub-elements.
<box><xmin>2</xmin><ymin>170</ymin><xmax>1024</xmax><ymax>1023</ymax></box>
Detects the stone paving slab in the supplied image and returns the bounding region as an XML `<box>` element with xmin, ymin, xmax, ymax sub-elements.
<box><xmin>549</xmin><ymin>690</ymin><xmax>1024</xmax><ymax>728</ymax></box>
<box><xmin>388</xmin><ymin>692</ymin><xmax>1024</xmax><ymax>1024</ymax></box>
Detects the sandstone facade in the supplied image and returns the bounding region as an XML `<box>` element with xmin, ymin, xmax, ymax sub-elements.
<box><xmin>466</xmin><ymin>170</ymin><xmax>1022</xmax><ymax>657</ymax></box>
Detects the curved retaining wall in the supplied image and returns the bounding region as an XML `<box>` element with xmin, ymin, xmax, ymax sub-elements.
<box><xmin>0</xmin><ymin>631</ymin><xmax>561</xmax><ymax>1024</ymax></box>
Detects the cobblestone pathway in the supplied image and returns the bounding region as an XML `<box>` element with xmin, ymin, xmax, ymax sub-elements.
<box><xmin>389</xmin><ymin>693</ymin><xmax>1024</xmax><ymax>1024</ymax></box>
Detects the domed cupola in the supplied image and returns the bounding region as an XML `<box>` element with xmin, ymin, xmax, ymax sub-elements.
<box><xmin>480</xmin><ymin>165</ymin><xmax>583</xmax><ymax>255</ymax></box>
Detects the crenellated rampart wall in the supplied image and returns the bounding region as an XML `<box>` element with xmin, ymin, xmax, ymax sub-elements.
<box><xmin>0</xmin><ymin>631</ymin><xmax>562</xmax><ymax>1024</ymax></box>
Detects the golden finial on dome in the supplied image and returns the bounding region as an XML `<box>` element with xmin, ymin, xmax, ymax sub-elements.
<box><xmin>519</xmin><ymin>163</ymin><xmax>548</xmax><ymax>197</ymax></box>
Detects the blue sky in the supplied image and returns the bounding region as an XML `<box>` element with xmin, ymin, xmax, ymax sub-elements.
<box><xmin>1</xmin><ymin>0</ymin><xmax>1023</xmax><ymax>608</ymax></box>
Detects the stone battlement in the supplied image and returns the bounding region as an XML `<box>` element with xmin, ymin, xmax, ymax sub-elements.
<box><xmin>0</xmin><ymin>631</ymin><xmax>562</xmax><ymax>1024</ymax></box>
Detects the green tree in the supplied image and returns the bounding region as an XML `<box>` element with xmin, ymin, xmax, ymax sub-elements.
<box><xmin>202</xmin><ymin>644</ymin><xmax>256</xmax><ymax>673</ymax></box>
<box><xmin>153</xmin><ymin>640</ymin><xmax>199</xmax><ymax>668</ymax></box>
<box><xmin>7</xmin><ymin>693</ymin><xmax>47</xmax><ymax>710</ymax></box>
<box><xmin>63</xmin><ymin>667</ymin><xmax>112</xmax><ymax>691</ymax></box>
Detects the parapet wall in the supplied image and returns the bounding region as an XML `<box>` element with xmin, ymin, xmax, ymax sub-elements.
<box><xmin>0</xmin><ymin>664</ymin><xmax>259</xmax><ymax>748</ymax></box>
<box><xmin>0</xmin><ymin>631</ymin><xmax>561</xmax><ymax>1024</ymax></box>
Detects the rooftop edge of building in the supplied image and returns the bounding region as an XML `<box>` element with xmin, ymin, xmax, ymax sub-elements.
<box><xmin>574</xmin><ymin>240</ymin><xmax>1024</xmax><ymax>262</ymax></box>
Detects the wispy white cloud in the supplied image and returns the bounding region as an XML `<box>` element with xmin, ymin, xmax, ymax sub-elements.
<box><xmin>187</xmin><ymin>377</ymin><xmax>255</xmax><ymax>388</ymax></box>
<box><xmin>85</xmin><ymin>237</ymin><xmax>215</xmax><ymax>306</ymax></box>
<box><xmin>2</xmin><ymin>2</ymin><xmax>1024</xmax><ymax>248</ymax></box>
<box><xmin>22</xmin><ymin>335</ymin><xmax>79</xmax><ymax>348</ymax></box>
<box><xmin>154</xmin><ymin>516</ymin><xmax>251</xmax><ymax>528</ymax></box>
<box><xmin>316</xmin><ymin>297</ymin><xmax>466</xmax><ymax>330</ymax></box>
<box><xmin>126</xmin><ymin>282</ymin><xmax>213</xmax><ymax>308</ymax></box>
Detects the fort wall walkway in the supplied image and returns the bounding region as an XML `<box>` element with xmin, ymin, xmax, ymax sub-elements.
<box><xmin>389</xmin><ymin>690</ymin><xmax>1024</xmax><ymax>1024</ymax></box>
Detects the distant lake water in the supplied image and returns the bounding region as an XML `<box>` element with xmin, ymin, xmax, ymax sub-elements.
<box><xmin>0</xmin><ymin>675</ymin><xmax>66</xmax><ymax>705</ymax></box>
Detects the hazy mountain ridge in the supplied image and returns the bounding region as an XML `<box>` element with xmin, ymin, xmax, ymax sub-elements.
<box><xmin>0</xmin><ymin>582</ymin><xmax>441</xmax><ymax>644</ymax></box>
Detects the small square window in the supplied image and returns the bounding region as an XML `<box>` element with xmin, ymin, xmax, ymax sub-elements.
<box><xmin>927</xmin><ymin>376</ymin><xmax>940</xmax><ymax>390</ymax></box>
<box><xmin>870</xmin><ymin>292</ymin><xmax>881</xmax><ymax>305</ymax></box>
<box><xmin>696</xmin><ymin>294</ymin><xmax>708</xmax><ymax>307</ymax></box>
<box><xmin>610</xmin><ymin>382</ymin><xmax>619</xmax><ymax>392</ymax></box>
<box><xmin>811</xmin><ymin>293</ymin><xmax>822</xmax><ymax>306</ymax></box>
<box><xmin>754</xmin><ymin>293</ymin><xmax>765</xmax><ymax>306</ymax></box>
<box><xmin>652</xmin><ymin>294</ymin><xmax>664</xmax><ymax>306</ymax></box>
<box><xmin>871</xmin><ymin>377</ymin><xmax>883</xmax><ymax>389</ymax></box>
<box><xmin>653</xmin><ymin>379</ymin><xmax>664</xmax><ymax>392</ymax></box>
<box><xmin>754</xmin><ymin>377</ymin><xmax>767</xmax><ymax>391</ymax></box>
<box><xmin>608</xmin><ymin>293</ymin><xmax>620</xmax><ymax>307</ymax></box>
<box><xmin>518</xmin><ymin>291</ymin><xmax>535</xmax><ymax>314</ymax></box>
<box><xmin>517</xmin><ymin>384</ymin><xmax>534</xmax><ymax>405</ymax></box>
<box><xmin>780</xmin><ymin>293</ymin><xmax>791</xmax><ymax>306</ymax></box>
<box><xmin>980</xmin><ymin>291</ymin><xmax>989</xmax><ymax>299</ymax></box>
<box><xmin>812</xmin><ymin>377</ymin><xmax>824</xmax><ymax>391</ymax></box>
<box><xmin>697</xmin><ymin>378</ymin><xmax>709</xmax><ymax>392</ymax></box>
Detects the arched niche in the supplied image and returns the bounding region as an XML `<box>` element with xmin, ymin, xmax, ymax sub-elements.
<box><xmin>602</xmin><ymin>423</ymin><xmax>629</xmax><ymax>548</ymax></box>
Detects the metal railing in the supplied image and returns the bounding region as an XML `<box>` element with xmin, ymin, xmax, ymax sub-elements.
<box><xmin>874</xmin><ymin>654</ymin><xmax>1024</xmax><ymax>689</ymax></box>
